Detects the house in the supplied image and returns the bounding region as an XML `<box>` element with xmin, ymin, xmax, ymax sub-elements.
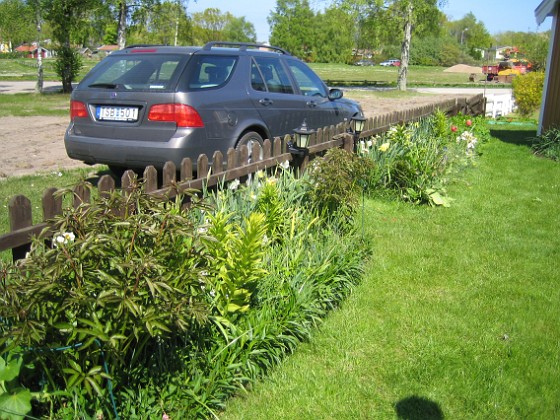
<box><xmin>15</xmin><ymin>44</ymin><xmax>52</xmax><ymax>59</ymax></box>
<box><xmin>78</xmin><ymin>47</ymin><xmax>93</xmax><ymax>57</ymax></box>
<box><xmin>96</xmin><ymin>45</ymin><xmax>119</xmax><ymax>56</ymax></box>
<box><xmin>535</xmin><ymin>0</ymin><xmax>560</xmax><ymax>134</ymax></box>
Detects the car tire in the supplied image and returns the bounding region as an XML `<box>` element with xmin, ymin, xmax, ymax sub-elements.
<box><xmin>236</xmin><ymin>131</ymin><xmax>264</xmax><ymax>162</ymax></box>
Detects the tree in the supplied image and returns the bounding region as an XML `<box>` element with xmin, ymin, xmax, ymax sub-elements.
<box><xmin>222</xmin><ymin>16</ymin><xmax>256</xmax><ymax>43</ymax></box>
<box><xmin>42</xmin><ymin>0</ymin><xmax>97</xmax><ymax>92</ymax></box>
<box><xmin>0</xmin><ymin>0</ymin><xmax>34</xmax><ymax>50</ymax></box>
<box><xmin>268</xmin><ymin>0</ymin><xmax>315</xmax><ymax>59</ymax></box>
<box><xmin>382</xmin><ymin>0</ymin><xmax>445</xmax><ymax>91</ymax></box>
<box><xmin>314</xmin><ymin>5</ymin><xmax>354</xmax><ymax>63</ymax></box>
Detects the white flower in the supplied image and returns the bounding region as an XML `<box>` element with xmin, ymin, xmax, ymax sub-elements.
<box><xmin>228</xmin><ymin>179</ymin><xmax>240</xmax><ymax>190</ymax></box>
<box><xmin>54</xmin><ymin>231</ymin><xmax>75</xmax><ymax>246</ymax></box>
<box><xmin>58</xmin><ymin>172</ymin><xmax>63</xmax><ymax>177</ymax></box>
<box><xmin>367</xmin><ymin>140</ymin><xmax>373</xmax><ymax>148</ymax></box>
<box><xmin>280</xmin><ymin>160</ymin><xmax>290</xmax><ymax>170</ymax></box>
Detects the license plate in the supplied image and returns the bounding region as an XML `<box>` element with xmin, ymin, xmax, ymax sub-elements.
<box><xmin>96</xmin><ymin>106</ymin><xmax>139</xmax><ymax>122</ymax></box>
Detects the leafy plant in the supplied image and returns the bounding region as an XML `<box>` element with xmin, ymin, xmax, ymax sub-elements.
<box><xmin>532</xmin><ymin>126</ymin><xmax>560</xmax><ymax>161</ymax></box>
<box><xmin>359</xmin><ymin>114</ymin><xmax>486</xmax><ymax>206</ymax></box>
<box><xmin>0</xmin><ymin>179</ymin><xmax>212</xmax><ymax>415</ymax></box>
<box><xmin>305</xmin><ymin>148</ymin><xmax>374</xmax><ymax>231</ymax></box>
<box><xmin>0</xmin><ymin>350</ymin><xmax>32</xmax><ymax>420</ymax></box>
<box><xmin>512</xmin><ymin>71</ymin><xmax>545</xmax><ymax>116</ymax></box>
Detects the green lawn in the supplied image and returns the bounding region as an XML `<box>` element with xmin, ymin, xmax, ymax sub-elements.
<box><xmin>221</xmin><ymin>125</ymin><xmax>560</xmax><ymax>419</ymax></box>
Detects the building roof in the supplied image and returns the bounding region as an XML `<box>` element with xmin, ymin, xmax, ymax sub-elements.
<box><xmin>535</xmin><ymin>0</ymin><xmax>559</xmax><ymax>25</ymax></box>
<box><xmin>97</xmin><ymin>45</ymin><xmax>119</xmax><ymax>51</ymax></box>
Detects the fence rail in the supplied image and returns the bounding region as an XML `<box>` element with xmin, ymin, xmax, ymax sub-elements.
<box><xmin>0</xmin><ymin>94</ymin><xmax>485</xmax><ymax>261</ymax></box>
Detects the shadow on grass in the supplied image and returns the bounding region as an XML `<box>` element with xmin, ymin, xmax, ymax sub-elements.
<box><xmin>395</xmin><ymin>395</ymin><xmax>444</xmax><ymax>419</ymax></box>
<box><xmin>489</xmin><ymin>128</ymin><xmax>537</xmax><ymax>148</ymax></box>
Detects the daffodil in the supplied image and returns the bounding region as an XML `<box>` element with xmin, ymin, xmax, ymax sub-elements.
<box><xmin>378</xmin><ymin>142</ymin><xmax>390</xmax><ymax>152</ymax></box>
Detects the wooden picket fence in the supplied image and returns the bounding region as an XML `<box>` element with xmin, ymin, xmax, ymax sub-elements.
<box><xmin>0</xmin><ymin>94</ymin><xmax>485</xmax><ymax>261</ymax></box>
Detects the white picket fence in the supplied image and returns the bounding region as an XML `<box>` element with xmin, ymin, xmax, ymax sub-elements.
<box><xmin>485</xmin><ymin>93</ymin><xmax>516</xmax><ymax>118</ymax></box>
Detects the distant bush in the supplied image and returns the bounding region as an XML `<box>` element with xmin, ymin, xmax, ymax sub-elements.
<box><xmin>512</xmin><ymin>71</ymin><xmax>545</xmax><ymax>116</ymax></box>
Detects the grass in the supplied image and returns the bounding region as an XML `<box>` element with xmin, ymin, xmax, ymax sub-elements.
<box><xmin>0</xmin><ymin>92</ymin><xmax>70</xmax><ymax>117</ymax></box>
<box><xmin>220</xmin><ymin>124</ymin><xmax>560</xmax><ymax>418</ymax></box>
<box><xmin>0</xmin><ymin>57</ymin><xmax>98</xmax><ymax>81</ymax></box>
<box><xmin>308</xmin><ymin>63</ymin><xmax>493</xmax><ymax>87</ymax></box>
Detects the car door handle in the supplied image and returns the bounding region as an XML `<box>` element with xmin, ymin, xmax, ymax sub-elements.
<box><xmin>259</xmin><ymin>98</ymin><xmax>273</xmax><ymax>106</ymax></box>
<box><xmin>306</xmin><ymin>101</ymin><xmax>317</xmax><ymax>108</ymax></box>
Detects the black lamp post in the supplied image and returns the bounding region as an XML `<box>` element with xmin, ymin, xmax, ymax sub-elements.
<box><xmin>288</xmin><ymin>120</ymin><xmax>315</xmax><ymax>166</ymax></box>
<box><xmin>350</xmin><ymin>115</ymin><xmax>366</xmax><ymax>152</ymax></box>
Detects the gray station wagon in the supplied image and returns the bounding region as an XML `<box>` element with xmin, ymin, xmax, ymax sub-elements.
<box><xmin>64</xmin><ymin>42</ymin><xmax>364</xmax><ymax>173</ymax></box>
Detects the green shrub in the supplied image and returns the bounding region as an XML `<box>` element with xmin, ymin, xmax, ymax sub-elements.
<box><xmin>532</xmin><ymin>126</ymin><xmax>560</xmax><ymax>161</ymax></box>
<box><xmin>305</xmin><ymin>148</ymin><xmax>374</xmax><ymax>231</ymax></box>
<box><xmin>512</xmin><ymin>71</ymin><xmax>545</xmax><ymax>116</ymax></box>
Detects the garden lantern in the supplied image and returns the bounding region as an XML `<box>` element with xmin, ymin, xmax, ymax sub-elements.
<box><xmin>351</xmin><ymin>115</ymin><xmax>366</xmax><ymax>152</ymax></box>
<box><xmin>292</xmin><ymin>119</ymin><xmax>314</xmax><ymax>149</ymax></box>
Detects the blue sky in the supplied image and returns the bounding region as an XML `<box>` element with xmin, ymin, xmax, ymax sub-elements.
<box><xmin>188</xmin><ymin>0</ymin><xmax>552</xmax><ymax>43</ymax></box>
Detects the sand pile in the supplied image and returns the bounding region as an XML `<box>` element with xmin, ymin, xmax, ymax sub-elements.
<box><xmin>444</xmin><ymin>64</ymin><xmax>482</xmax><ymax>73</ymax></box>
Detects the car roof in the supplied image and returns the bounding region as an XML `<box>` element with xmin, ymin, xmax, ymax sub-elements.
<box><xmin>111</xmin><ymin>42</ymin><xmax>293</xmax><ymax>58</ymax></box>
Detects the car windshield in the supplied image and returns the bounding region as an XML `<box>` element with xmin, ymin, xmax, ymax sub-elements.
<box><xmin>84</xmin><ymin>54</ymin><xmax>188</xmax><ymax>91</ymax></box>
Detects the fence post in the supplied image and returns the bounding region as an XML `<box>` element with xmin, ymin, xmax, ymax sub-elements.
<box><xmin>9</xmin><ymin>195</ymin><xmax>32</xmax><ymax>261</ymax></box>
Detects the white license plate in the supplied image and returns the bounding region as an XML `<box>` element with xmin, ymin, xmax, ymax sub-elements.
<box><xmin>96</xmin><ymin>106</ymin><xmax>139</xmax><ymax>122</ymax></box>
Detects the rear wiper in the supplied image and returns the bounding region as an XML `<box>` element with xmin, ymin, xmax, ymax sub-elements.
<box><xmin>88</xmin><ymin>83</ymin><xmax>118</xmax><ymax>89</ymax></box>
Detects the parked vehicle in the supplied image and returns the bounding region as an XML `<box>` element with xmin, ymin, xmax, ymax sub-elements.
<box><xmin>64</xmin><ymin>42</ymin><xmax>363</xmax><ymax>173</ymax></box>
<box><xmin>482</xmin><ymin>59</ymin><xmax>531</xmax><ymax>81</ymax></box>
<box><xmin>379</xmin><ymin>59</ymin><xmax>401</xmax><ymax>67</ymax></box>
<box><xmin>354</xmin><ymin>59</ymin><xmax>375</xmax><ymax>66</ymax></box>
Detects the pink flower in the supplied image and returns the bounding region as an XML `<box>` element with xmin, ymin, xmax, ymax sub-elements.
<box><xmin>451</xmin><ymin>126</ymin><xmax>458</xmax><ymax>132</ymax></box>
<box><xmin>466</xmin><ymin>119</ymin><xmax>472</xmax><ymax>127</ymax></box>
<box><xmin>162</xmin><ymin>414</ymin><xmax>170</xmax><ymax>420</ymax></box>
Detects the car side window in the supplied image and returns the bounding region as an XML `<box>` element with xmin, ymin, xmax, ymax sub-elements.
<box><xmin>253</xmin><ymin>57</ymin><xmax>294</xmax><ymax>94</ymax></box>
<box><xmin>286</xmin><ymin>59</ymin><xmax>327</xmax><ymax>98</ymax></box>
<box><xmin>187</xmin><ymin>55</ymin><xmax>237</xmax><ymax>89</ymax></box>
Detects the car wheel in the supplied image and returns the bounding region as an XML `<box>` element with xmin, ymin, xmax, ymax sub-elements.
<box><xmin>236</xmin><ymin>131</ymin><xmax>264</xmax><ymax>162</ymax></box>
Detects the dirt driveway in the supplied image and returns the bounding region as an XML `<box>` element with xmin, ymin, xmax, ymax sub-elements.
<box><xmin>0</xmin><ymin>91</ymin><xmax>474</xmax><ymax>179</ymax></box>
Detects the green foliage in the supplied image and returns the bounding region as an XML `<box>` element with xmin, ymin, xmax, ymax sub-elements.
<box><xmin>0</xmin><ymin>180</ymin><xmax>211</xmax><ymax>414</ymax></box>
<box><xmin>269</xmin><ymin>0</ymin><xmax>315</xmax><ymax>60</ymax></box>
<box><xmin>359</xmin><ymin>113</ymin><xmax>488</xmax><ymax>206</ymax></box>
<box><xmin>512</xmin><ymin>71</ymin><xmax>545</xmax><ymax>116</ymax></box>
<box><xmin>0</xmin><ymin>350</ymin><xmax>32</xmax><ymax>420</ymax></box>
<box><xmin>305</xmin><ymin>148</ymin><xmax>374</xmax><ymax>231</ymax></box>
<box><xmin>532</xmin><ymin>126</ymin><xmax>560</xmax><ymax>161</ymax></box>
<box><xmin>53</xmin><ymin>46</ymin><xmax>82</xmax><ymax>93</ymax></box>
<box><xmin>1</xmin><ymin>165</ymin><xmax>366</xmax><ymax>418</ymax></box>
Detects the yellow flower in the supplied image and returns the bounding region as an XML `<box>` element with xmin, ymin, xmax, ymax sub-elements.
<box><xmin>378</xmin><ymin>142</ymin><xmax>390</xmax><ymax>152</ymax></box>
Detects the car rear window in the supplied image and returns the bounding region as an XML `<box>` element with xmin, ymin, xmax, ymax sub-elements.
<box><xmin>84</xmin><ymin>54</ymin><xmax>187</xmax><ymax>91</ymax></box>
<box><xmin>185</xmin><ymin>55</ymin><xmax>237</xmax><ymax>90</ymax></box>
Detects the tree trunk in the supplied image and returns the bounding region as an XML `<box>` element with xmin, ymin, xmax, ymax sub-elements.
<box><xmin>117</xmin><ymin>1</ymin><xmax>127</xmax><ymax>50</ymax></box>
<box><xmin>35</xmin><ymin>14</ymin><xmax>43</xmax><ymax>94</ymax></box>
<box><xmin>397</xmin><ymin>1</ymin><xmax>413</xmax><ymax>92</ymax></box>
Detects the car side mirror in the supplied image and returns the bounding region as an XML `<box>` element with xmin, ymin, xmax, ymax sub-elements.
<box><xmin>328</xmin><ymin>88</ymin><xmax>343</xmax><ymax>100</ymax></box>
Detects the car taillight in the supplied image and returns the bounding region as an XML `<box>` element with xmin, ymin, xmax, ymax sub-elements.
<box><xmin>70</xmin><ymin>100</ymin><xmax>88</xmax><ymax>120</ymax></box>
<box><xmin>148</xmin><ymin>104</ymin><xmax>204</xmax><ymax>128</ymax></box>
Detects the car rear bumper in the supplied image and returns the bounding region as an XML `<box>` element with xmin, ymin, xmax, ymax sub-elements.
<box><xmin>64</xmin><ymin>126</ymin><xmax>218</xmax><ymax>170</ymax></box>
